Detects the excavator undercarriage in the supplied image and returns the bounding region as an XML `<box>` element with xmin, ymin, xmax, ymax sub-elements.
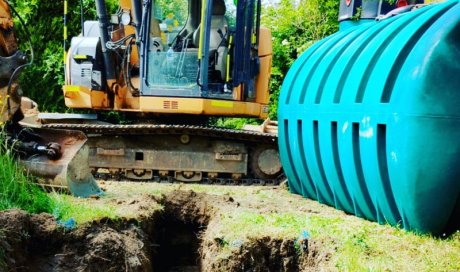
<box><xmin>42</xmin><ymin>122</ymin><xmax>283</xmax><ymax>185</ymax></box>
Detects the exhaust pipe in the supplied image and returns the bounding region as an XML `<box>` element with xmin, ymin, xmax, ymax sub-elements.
<box><xmin>95</xmin><ymin>0</ymin><xmax>115</xmax><ymax>84</ymax></box>
<box><xmin>131</xmin><ymin>0</ymin><xmax>142</xmax><ymax>38</ymax></box>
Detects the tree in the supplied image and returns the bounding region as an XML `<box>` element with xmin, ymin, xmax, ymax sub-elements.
<box><xmin>155</xmin><ymin>0</ymin><xmax>189</xmax><ymax>25</ymax></box>
<box><xmin>262</xmin><ymin>0</ymin><xmax>339</xmax><ymax>119</ymax></box>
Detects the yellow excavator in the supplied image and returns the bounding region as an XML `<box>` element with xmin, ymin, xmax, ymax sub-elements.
<box><xmin>2</xmin><ymin>0</ymin><xmax>283</xmax><ymax>196</ymax></box>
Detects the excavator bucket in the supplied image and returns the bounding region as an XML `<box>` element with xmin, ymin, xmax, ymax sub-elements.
<box><xmin>20</xmin><ymin>128</ymin><xmax>102</xmax><ymax>197</ymax></box>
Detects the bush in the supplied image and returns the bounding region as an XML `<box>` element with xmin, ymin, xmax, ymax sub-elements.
<box><xmin>262</xmin><ymin>0</ymin><xmax>339</xmax><ymax>119</ymax></box>
<box><xmin>212</xmin><ymin>117</ymin><xmax>261</xmax><ymax>130</ymax></box>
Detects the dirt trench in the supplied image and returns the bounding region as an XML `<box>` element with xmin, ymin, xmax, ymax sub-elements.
<box><xmin>0</xmin><ymin>190</ymin><xmax>321</xmax><ymax>272</ymax></box>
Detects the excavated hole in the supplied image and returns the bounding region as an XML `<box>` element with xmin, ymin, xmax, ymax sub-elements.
<box><xmin>147</xmin><ymin>191</ymin><xmax>212</xmax><ymax>272</ymax></box>
<box><xmin>150</xmin><ymin>216</ymin><xmax>204</xmax><ymax>272</ymax></box>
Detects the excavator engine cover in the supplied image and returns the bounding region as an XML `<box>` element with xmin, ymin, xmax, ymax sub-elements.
<box><xmin>69</xmin><ymin>36</ymin><xmax>105</xmax><ymax>91</ymax></box>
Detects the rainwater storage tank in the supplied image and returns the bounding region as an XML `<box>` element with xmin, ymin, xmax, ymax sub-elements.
<box><xmin>278</xmin><ymin>0</ymin><xmax>460</xmax><ymax>234</ymax></box>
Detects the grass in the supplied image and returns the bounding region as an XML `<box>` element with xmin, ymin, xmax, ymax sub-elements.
<box><xmin>0</xmin><ymin>142</ymin><xmax>160</xmax><ymax>226</ymax></box>
<box><xmin>0</xmin><ymin>134</ymin><xmax>146</xmax><ymax>225</ymax></box>
<box><xmin>306</xmin><ymin>214</ymin><xmax>460</xmax><ymax>271</ymax></box>
<box><xmin>208</xmin><ymin>211</ymin><xmax>309</xmax><ymax>244</ymax></box>
<box><xmin>50</xmin><ymin>193</ymin><xmax>119</xmax><ymax>224</ymax></box>
<box><xmin>49</xmin><ymin>191</ymin><xmax>163</xmax><ymax>225</ymax></box>
<box><xmin>205</xmin><ymin>210</ymin><xmax>312</xmax><ymax>264</ymax></box>
<box><xmin>0</xmin><ymin>137</ymin><xmax>52</xmax><ymax>214</ymax></box>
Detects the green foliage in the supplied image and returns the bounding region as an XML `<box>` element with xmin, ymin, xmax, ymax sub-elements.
<box><xmin>212</xmin><ymin>117</ymin><xmax>261</xmax><ymax>130</ymax></box>
<box><xmin>12</xmin><ymin>0</ymin><xmax>117</xmax><ymax>113</ymax></box>
<box><xmin>262</xmin><ymin>0</ymin><xmax>339</xmax><ymax>119</ymax></box>
<box><xmin>155</xmin><ymin>0</ymin><xmax>188</xmax><ymax>24</ymax></box>
<box><xmin>351</xmin><ymin>6</ymin><xmax>363</xmax><ymax>21</ymax></box>
<box><xmin>0</xmin><ymin>134</ymin><xmax>52</xmax><ymax>214</ymax></box>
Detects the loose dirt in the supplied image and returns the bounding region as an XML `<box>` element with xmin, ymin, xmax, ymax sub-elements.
<box><xmin>0</xmin><ymin>188</ymin><xmax>325</xmax><ymax>272</ymax></box>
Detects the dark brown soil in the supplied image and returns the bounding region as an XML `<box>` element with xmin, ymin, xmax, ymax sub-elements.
<box><xmin>0</xmin><ymin>210</ymin><xmax>152</xmax><ymax>272</ymax></box>
<box><xmin>0</xmin><ymin>190</ymin><xmax>322</xmax><ymax>272</ymax></box>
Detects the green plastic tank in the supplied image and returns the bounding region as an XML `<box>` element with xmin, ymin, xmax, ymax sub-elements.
<box><xmin>278</xmin><ymin>0</ymin><xmax>460</xmax><ymax>234</ymax></box>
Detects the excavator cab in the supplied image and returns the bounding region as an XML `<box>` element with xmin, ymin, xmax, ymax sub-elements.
<box><xmin>64</xmin><ymin>0</ymin><xmax>273</xmax><ymax>118</ymax></box>
<box><xmin>146</xmin><ymin>0</ymin><xmax>232</xmax><ymax>96</ymax></box>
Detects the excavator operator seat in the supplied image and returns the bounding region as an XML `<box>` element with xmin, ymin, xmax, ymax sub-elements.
<box><xmin>210</xmin><ymin>0</ymin><xmax>228</xmax><ymax>49</ymax></box>
<box><xmin>193</xmin><ymin>0</ymin><xmax>228</xmax><ymax>81</ymax></box>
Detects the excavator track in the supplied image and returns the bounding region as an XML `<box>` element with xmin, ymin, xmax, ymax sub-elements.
<box><xmin>42</xmin><ymin>123</ymin><xmax>285</xmax><ymax>186</ymax></box>
<box><xmin>42</xmin><ymin>124</ymin><xmax>278</xmax><ymax>142</ymax></box>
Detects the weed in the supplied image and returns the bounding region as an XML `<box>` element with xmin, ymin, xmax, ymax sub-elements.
<box><xmin>0</xmin><ymin>133</ymin><xmax>52</xmax><ymax>214</ymax></box>
<box><xmin>0</xmin><ymin>131</ymin><xmax>53</xmax><ymax>268</ymax></box>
